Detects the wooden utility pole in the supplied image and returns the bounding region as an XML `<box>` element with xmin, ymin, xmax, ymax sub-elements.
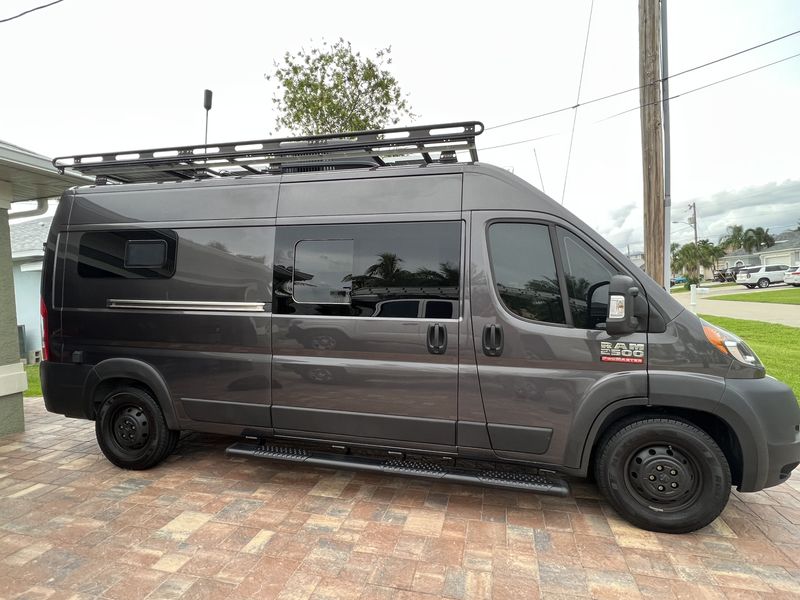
<box><xmin>639</xmin><ymin>0</ymin><xmax>665</xmax><ymax>284</ymax></box>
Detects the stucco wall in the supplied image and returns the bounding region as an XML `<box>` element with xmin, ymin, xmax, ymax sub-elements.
<box><xmin>12</xmin><ymin>262</ymin><xmax>42</xmax><ymax>358</ymax></box>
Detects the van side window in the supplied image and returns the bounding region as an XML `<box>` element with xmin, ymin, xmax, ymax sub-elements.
<box><xmin>125</xmin><ymin>240</ymin><xmax>167</xmax><ymax>268</ymax></box>
<box><xmin>557</xmin><ymin>228</ymin><xmax>618</xmax><ymax>329</ymax></box>
<box><xmin>77</xmin><ymin>230</ymin><xmax>177</xmax><ymax>278</ymax></box>
<box><xmin>487</xmin><ymin>223</ymin><xmax>566</xmax><ymax>324</ymax></box>
<box><xmin>293</xmin><ymin>239</ymin><xmax>354</xmax><ymax>304</ymax></box>
<box><xmin>274</xmin><ymin>221</ymin><xmax>461</xmax><ymax>317</ymax></box>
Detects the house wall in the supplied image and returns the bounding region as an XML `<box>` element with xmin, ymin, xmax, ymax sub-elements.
<box><xmin>12</xmin><ymin>261</ymin><xmax>43</xmax><ymax>360</ymax></box>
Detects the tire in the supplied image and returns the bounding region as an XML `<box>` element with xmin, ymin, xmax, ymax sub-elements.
<box><xmin>95</xmin><ymin>386</ymin><xmax>176</xmax><ymax>470</ymax></box>
<box><xmin>757</xmin><ymin>278</ymin><xmax>769</xmax><ymax>288</ymax></box>
<box><xmin>594</xmin><ymin>417</ymin><xmax>731</xmax><ymax>533</ymax></box>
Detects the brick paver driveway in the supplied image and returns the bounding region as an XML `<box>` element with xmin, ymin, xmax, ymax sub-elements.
<box><xmin>1</xmin><ymin>398</ymin><xmax>799</xmax><ymax>600</ymax></box>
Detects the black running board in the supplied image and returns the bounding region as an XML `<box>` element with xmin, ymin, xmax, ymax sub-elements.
<box><xmin>226</xmin><ymin>442</ymin><xmax>570</xmax><ymax>497</ymax></box>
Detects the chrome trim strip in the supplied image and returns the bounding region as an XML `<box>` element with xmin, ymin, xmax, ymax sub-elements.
<box><xmin>272</xmin><ymin>313</ymin><xmax>461</xmax><ymax>323</ymax></box>
<box><xmin>107</xmin><ymin>299</ymin><xmax>268</xmax><ymax>312</ymax></box>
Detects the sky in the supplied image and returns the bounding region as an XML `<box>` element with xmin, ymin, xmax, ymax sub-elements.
<box><xmin>2</xmin><ymin>0</ymin><xmax>799</xmax><ymax>252</ymax></box>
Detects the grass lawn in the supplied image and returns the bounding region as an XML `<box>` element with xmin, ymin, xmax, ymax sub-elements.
<box><xmin>24</xmin><ymin>364</ymin><xmax>42</xmax><ymax>398</ymax></box>
<box><xmin>710</xmin><ymin>287</ymin><xmax>800</xmax><ymax>305</ymax></box>
<box><xmin>700</xmin><ymin>314</ymin><xmax>800</xmax><ymax>398</ymax></box>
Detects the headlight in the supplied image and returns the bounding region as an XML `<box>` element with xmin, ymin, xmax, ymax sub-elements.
<box><xmin>702</xmin><ymin>320</ymin><xmax>761</xmax><ymax>366</ymax></box>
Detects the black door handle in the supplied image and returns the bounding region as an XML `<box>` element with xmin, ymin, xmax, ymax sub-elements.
<box><xmin>482</xmin><ymin>324</ymin><xmax>503</xmax><ymax>357</ymax></box>
<box><xmin>427</xmin><ymin>323</ymin><xmax>447</xmax><ymax>355</ymax></box>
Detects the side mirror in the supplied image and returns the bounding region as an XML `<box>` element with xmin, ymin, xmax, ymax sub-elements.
<box><xmin>606</xmin><ymin>274</ymin><xmax>640</xmax><ymax>335</ymax></box>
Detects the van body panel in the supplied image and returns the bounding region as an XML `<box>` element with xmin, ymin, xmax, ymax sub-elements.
<box><xmin>277</xmin><ymin>174</ymin><xmax>461</xmax><ymax>217</ymax></box>
<box><xmin>59</xmin><ymin>220</ymin><xmax>274</xmax><ymax>429</ymax></box>
<box><xmin>469</xmin><ymin>210</ymin><xmax>648</xmax><ymax>464</ymax></box>
<box><xmin>270</xmin><ymin>212</ymin><xmax>462</xmax><ymax>446</ymax></box>
<box><xmin>69</xmin><ymin>180</ymin><xmax>278</xmax><ymax>224</ymax></box>
<box><xmin>647</xmin><ymin>310</ymin><xmax>734</xmax><ymax>376</ymax></box>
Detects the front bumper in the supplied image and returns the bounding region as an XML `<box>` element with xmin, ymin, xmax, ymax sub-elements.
<box><xmin>718</xmin><ymin>376</ymin><xmax>800</xmax><ymax>491</ymax></box>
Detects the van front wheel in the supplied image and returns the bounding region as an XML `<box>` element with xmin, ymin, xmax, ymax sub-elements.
<box><xmin>95</xmin><ymin>387</ymin><xmax>177</xmax><ymax>470</ymax></box>
<box><xmin>595</xmin><ymin>417</ymin><xmax>731</xmax><ymax>533</ymax></box>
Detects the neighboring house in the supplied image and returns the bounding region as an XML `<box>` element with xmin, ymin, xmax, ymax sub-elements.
<box><xmin>716</xmin><ymin>230</ymin><xmax>800</xmax><ymax>270</ymax></box>
<box><xmin>10</xmin><ymin>214</ymin><xmax>52</xmax><ymax>362</ymax></box>
<box><xmin>628</xmin><ymin>252</ymin><xmax>645</xmax><ymax>269</ymax></box>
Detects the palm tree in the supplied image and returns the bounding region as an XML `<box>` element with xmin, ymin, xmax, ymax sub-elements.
<box><xmin>743</xmin><ymin>227</ymin><xmax>775</xmax><ymax>253</ymax></box>
<box><xmin>719</xmin><ymin>224</ymin><xmax>745</xmax><ymax>251</ymax></box>
<box><xmin>696</xmin><ymin>240</ymin><xmax>725</xmax><ymax>271</ymax></box>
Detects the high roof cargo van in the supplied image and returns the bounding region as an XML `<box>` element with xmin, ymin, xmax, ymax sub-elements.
<box><xmin>42</xmin><ymin>122</ymin><xmax>800</xmax><ymax>533</ymax></box>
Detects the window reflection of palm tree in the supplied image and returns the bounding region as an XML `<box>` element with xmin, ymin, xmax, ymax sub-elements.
<box><xmin>365</xmin><ymin>252</ymin><xmax>410</xmax><ymax>282</ymax></box>
<box><xmin>347</xmin><ymin>253</ymin><xmax>459</xmax><ymax>288</ymax></box>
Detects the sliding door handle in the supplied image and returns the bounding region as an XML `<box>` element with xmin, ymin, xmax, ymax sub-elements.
<box><xmin>482</xmin><ymin>324</ymin><xmax>504</xmax><ymax>357</ymax></box>
<box><xmin>427</xmin><ymin>323</ymin><xmax>448</xmax><ymax>355</ymax></box>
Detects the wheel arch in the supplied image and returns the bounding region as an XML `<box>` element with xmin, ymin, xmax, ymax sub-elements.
<box><xmin>567</xmin><ymin>371</ymin><xmax>757</xmax><ymax>490</ymax></box>
<box><xmin>83</xmin><ymin>358</ymin><xmax>179</xmax><ymax>430</ymax></box>
<box><xmin>586</xmin><ymin>406</ymin><xmax>745</xmax><ymax>487</ymax></box>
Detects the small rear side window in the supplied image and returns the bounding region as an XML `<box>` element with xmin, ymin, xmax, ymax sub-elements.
<box><xmin>78</xmin><ymin>230</ymin><xmax>176</xmax><ymax>278</ymax></box>
<box><xmin>125</xmin><ymin>240</ymin><xmax>167</xmax><ymax>268</ymax></box>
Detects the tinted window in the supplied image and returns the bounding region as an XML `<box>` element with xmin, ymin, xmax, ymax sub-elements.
<box><xmin>274</xmin><ymin>221</ymin><xmax>461</xmax><ymax>317</ymax></box>
<box><xmin>78</xmin><ymin>230</ymin><xmax>176</xmax><ymax>278</ymax></box>
<box><xmin>125</xmin><ymin>240</ymin><xmax>167</xmax><ymax>268</ymax></box>
<box><xmin>293</xmin><ymin>240</ymin><xmax>353</xmax><ymax>304</ymax></box>
<box><xmin>425</xmin><ymin>300</ymin><xmax>454</xmax><ymax>319</ymax></box>
<box><xmin>487</xmin><ymin>223</ymin><xmax>565</xmax><ymax>324</ymax></box>
<box><xmin>557</xmin><ymin>228</ymin><xmax>618</xmax><ymax>329</ymax></box>
<box><xmin>377</xmin><ymin>300</ymin><xmax>419</xmax><ymax>318</ymax></box>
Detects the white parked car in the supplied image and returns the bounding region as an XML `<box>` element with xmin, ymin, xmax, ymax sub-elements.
<box><xmin>784</xmin><ymin>266</ymin><xmax>800</xmax><ymax>287</ymax></box>
<box><xmin>735</xmin><ymin>264</ymin><xmax>790</xmax><ymax>288</ymax></box>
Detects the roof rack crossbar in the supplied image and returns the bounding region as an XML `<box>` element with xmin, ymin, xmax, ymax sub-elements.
<box><xmin>53</xmin><ymin>121</ymin><xmax>484</xmax><ymax>184</ymax></box>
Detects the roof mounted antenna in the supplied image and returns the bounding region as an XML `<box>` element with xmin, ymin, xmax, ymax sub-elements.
<box><xmin>203</xmin><ymin>90</ymin><xmax>213</xmax><ymax>150</ymax></box>
<box><xmin>52</xmin><ymin>121</ymin><xmax>484</xmax><ymax>185</ymax></box>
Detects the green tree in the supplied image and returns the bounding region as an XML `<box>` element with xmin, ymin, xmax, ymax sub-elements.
<box><xmin>742</xmin><ymin>227</ymin><xmax>775</xmax><ymax>253</ymax></box>
<box><xmin>719</xmin><ymin>224</ymin><xmax>745</xmax><ymax>251</ymax></box>
<box><xmin>267</xmin><ymin>38</ymin><xmax>414</xmax><ymax>135</ymax></box>
<box><xmin>672</xmin><ymin>240</ymin><xmax>725</xmax><ymax>281</ymax></box>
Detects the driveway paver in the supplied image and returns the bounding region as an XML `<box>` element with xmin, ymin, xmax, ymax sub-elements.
<box><xmin>1</xmin><ymin>398</ymin><xmax>799</xmax><ymax>599</ymax></box>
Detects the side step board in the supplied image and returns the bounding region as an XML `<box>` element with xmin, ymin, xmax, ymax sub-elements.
<box><xmin>226</xmin><ymin>442</ymin><xmax>570</xmax><ymax>497</ymax></box>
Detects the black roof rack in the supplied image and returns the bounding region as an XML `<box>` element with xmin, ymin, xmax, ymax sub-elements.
<box><xmin>53</xmin><ymin>121</ymin><xmax>484</xmax><ymax>185</ymax></box>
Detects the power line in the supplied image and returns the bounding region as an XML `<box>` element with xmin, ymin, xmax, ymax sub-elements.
<box><xmin>598</xmin><ymin>50</ymin><xmax>800</xmax><ymax>122</ymax></box>
<box><xmin>0</xmin><ymin>0</ymin><xmax>64</xmax><ymax>24</ymax></box>
<box><xmin>485</xmin><ymin>27</ymin><xmax>800</xmax><ymax>132</ymax></box>
<box><xmin>561</xmin><ymin>0</ymin><xmax>595</xmax><ymax>204</ymax></box>
<box><xmin>481</xmin><ymin>49</ymin><xmax>800</xmax><ymax>152</ymax></box>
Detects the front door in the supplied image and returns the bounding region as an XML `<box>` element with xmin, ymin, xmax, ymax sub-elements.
<box><xmin>470</xmin><ymin>212</ymin><xmax>648</xmax><ymax>466</ymax></box>
<box><xmin>271</xmin><ymin>219</ymin><xmax>462</xmax><ymax>447</ymax></box>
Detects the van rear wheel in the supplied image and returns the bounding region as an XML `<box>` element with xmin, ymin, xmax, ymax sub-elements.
<box><xmin>757</xmin><ymin>278</ymin><xmax>770</xmax><ymax>288</ymax></box>
<box><xmin>95</xmin><ymin>387</ymin><xmax>177</xmax><ymax>470</ymax></box>
<box><xmin>595</xmin><ymin>417</ymin><xmax>731</xmax><ymax>533</ymax></box>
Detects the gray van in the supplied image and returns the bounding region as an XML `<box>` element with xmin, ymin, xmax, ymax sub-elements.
<box><xmin>42</xmin><ymin>122</ymin><xmax>800</xmax><ymax>533</ymax></box>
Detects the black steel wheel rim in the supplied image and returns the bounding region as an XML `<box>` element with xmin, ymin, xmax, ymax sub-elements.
<box><xmin>109</xmin><ymin>401</ymin><xmax>150</xmax><ymax>451</ymax></box>
<box><xmin>624</xmin><ymin>443</ymin><xmax>703</xmax><ymax>512</ymax></box>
